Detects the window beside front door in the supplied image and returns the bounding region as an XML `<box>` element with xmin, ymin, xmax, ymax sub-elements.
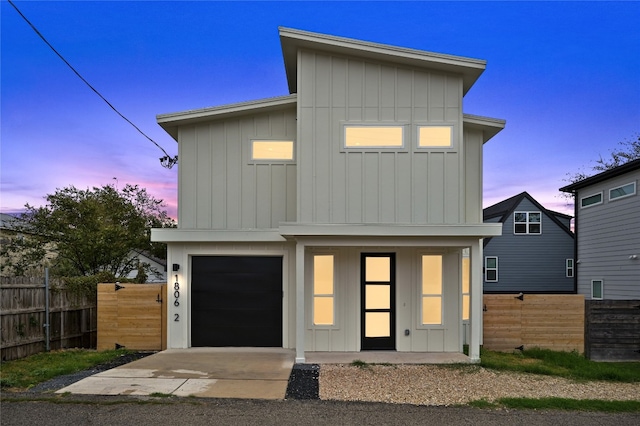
<box><xmin>421</xmin><ymin>255</ymin><xmax>443</xmax><ymax>325</ymax></box>
<box><xmin>313</xmin><ymin>255</ymin><xmax>334</xmax><ymax>326</ymax></box>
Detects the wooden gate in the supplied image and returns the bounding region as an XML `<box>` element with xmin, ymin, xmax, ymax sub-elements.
<box><xmin>97</xmin><ymin>283</ymin><xmax>166</xmax><ymax>351</ymax></box>
<box><xmin>483</xmin><ymin>294</ymin><xmax>584</xmax><ymax>352</ymax></box>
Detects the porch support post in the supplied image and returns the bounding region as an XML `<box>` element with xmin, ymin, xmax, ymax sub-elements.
<box><xmin>295</xmin><ymin>240</ymin><xmax>306</xmax><ymax>363</ymax></box>
<box><xmin>469</xmin><ymin>239</ymin><xmax>483</xmax><ymax>363</ymax></box>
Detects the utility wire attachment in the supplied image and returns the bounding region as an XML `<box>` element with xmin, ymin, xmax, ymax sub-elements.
<box><xmin>8</xmin><ymin>0</ymin><xmax>178</xmax><ymax>169</ymax></box>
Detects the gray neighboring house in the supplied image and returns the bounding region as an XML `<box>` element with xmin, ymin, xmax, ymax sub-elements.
<box><xmin>482</xmin><ymin>192</ymin><xmax>575</xmax><ymax>293</ymax></box>
<box><xmin>560</xmin><ymin>158</ymin><xmax>640</xmax><ymax>300</ymax></box>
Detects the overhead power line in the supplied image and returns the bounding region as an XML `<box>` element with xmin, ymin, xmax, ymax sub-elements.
<box><xmin>8</xmin><ymin>0</ymin><xmax>178</xmax><ymax>169</ymax></box>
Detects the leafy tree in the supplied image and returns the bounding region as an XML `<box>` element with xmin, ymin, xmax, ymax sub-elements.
<box><xmin>566</xmin><ymin>133</ymin><xmax>640</xmax><ymax>184</ymax></box>
<box><xmin>0</xmin><ymin>184</ymin><xmax>175</xmax><ymax>278</ymax></box>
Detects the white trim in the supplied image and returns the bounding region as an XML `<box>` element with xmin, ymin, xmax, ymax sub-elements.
<box><xmin>279</xmin><ymin>223</ymin><xmax>503</xmax><ymax>238</ymax></box>
<box><xmin>152</xmin><ymin>229</ymin><xmax>287</xmax><ymax>243</ymax></box>
<box><xmin>249</xmin><ymin>139</ymin><xmax>296</xmax><ymax>163</ymax></box>
<box><xmin>341</xmin><ymin>123</ymin><xmax>408</xmax><ymax>151</ymax></box>
<box><xmin>566</xmin><ymin>258</ymin><xmax>574</xmax><ymax>278</ymax></box>
<box><xmin>609</xmin><ymin>181</ymin><xmax>636</xmax><ymax>201</ymax></box>
<box><xmin>513</xmin><ymin>211</ymin><xmax>542</xmax><ymax>235</ymax></box>
<box><xmin>591</xmin><ymin>279</ymin><xmax>604</xmax><ymax>300</ymax></box>
<box><xmin>415</xmin><ymin>125</ymin><xmax>456</xmax><ymax>151</ymax></box>
<box><xmin>417</xmin><ymin>253</ymin><xmax>444</xmax><ymax>328</ymax></box>
<box><xmin>485</xmin><ymin>256</ymin><xmax>498</xmax><ymax>282</ymax></box>
<box><xmin>580</xmin><ymin>191</ymin><xmax>603</xmax><ymax>209</ymax></box>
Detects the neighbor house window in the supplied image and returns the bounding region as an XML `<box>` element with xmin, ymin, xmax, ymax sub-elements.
<box><xmin>461</xmin><ymin>254</ymin><xmax>470</xmax><ymax>321</ymax></box>
<box><xmin>591</xmin><ymin>279</ymin><xmax>603</xmax><ymax>300</ymax></box>
<box><xmin>418</xmin><ymin>126</ymin><xmax>452</xmax><ymax>148</ymax></box>
<box><xmin>580</xmin><ymin>192</ymin><xmax>603</xmax><ymax>208</ymax></box>
<box><xmin>514</xmin><ymin>212</ymin><xmax>541</xmax><ymax>234</ymax></box>
<box><xmin>344</xmin><ymin>126</ymin><xmax>404</xmax><ymax>148</ymax></box>
<box><xmin>610</xmin><ymin>182</ymin><xmax>636</xmax><ymax>201</ymax></box>
<box><xmin>485</xmin><ymin>257</ymin><xmax>498</xmax><ymax>282</ymax></box>
<box><xmin>566</xmin><ymin>259</ymin><xmax>574</xmax><ymax>278</ymax></box>
<box><xmin>421</xmin><ymin>255</ymin><xmax>443</xmax><ymax>325</ymax></box>
<box><xmin>313</xmin><ymin>255</ymin><xmax>334</xmax><ymax>325</ymax></box>
<box><xmin>251</xmin><ymin>140</ymin><xmax>294</xmax><ymax>160</ymax></box>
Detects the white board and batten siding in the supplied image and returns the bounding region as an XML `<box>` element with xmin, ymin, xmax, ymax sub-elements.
<box><xmin>576</xmin><ymin>170</ymin><xmax>640</xmax><ymax>299</ymax></box>
<box><xmin>178</xmin><ymin>107</ymin><xmax>297</xmax><ymax>230</ymax></box>
<box><xmin>296</xmin><ymin>49</ymin><xmax>484</xmax><ymax>226</ymax></box>
<box><xmin>304</xmin><ymin>247</ymin><xmax>462</xmax><ymax>352</ymax></box>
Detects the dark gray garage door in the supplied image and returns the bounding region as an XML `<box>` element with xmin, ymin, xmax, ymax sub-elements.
<box><xmin>191</xmin><ymin>256</ymin><xmax>283</xmax><ymax>347</ymax></box>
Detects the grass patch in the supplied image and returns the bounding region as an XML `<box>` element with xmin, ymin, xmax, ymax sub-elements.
<box><xmin>149</xmin><ymin>392</ymin><xmax>174</xmax><ymax>398</ymax></box>
<box><xmin>351</xmin><ymin>359</ymin><xmax>370</xmax><ymax>369</ymax></box>
<box><xmin>0</xmin><ymin>348</ymin><xmax>131</xmax><ymax>390</ymax></box>
<box><xmin>480</xmin><ymin>348</ymin><xmax>640</xmax><ymax>382</ymax></box>
<box><xmin>495</xmin><ymin>397</ymin><xmax>640</xmax><ymax>412</ymax></box>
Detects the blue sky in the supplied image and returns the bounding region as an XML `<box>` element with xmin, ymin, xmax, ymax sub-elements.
<box><xmin>2</xmin><ymin>1</ymin><xmax>639</xmax><ymax>219</ymax></box>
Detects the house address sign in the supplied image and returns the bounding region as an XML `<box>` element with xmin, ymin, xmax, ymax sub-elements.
<box><xmin>174</xmin><ymin>274</ymin><xmax>180</xmax><ymax>321</ymax></box>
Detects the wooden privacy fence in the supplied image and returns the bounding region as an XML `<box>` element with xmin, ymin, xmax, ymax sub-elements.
<box><xmin>97</xmin><ymin>283</ymin><xmax>167</xmax><ymax>351</ymax></box>
<box><xmin>483</xmin><ymin>294</ymin><xmax>584</xmax><ymax>353</ymax></box>
<box><xmin>1</xmin><ymin>276</ymin><xmax>96</xmax><ymax>361</ymax></box>
<box><xmin>585</xmin><ymin>300</ymin><xmax>640</xmax><ymax>361</ymax></box>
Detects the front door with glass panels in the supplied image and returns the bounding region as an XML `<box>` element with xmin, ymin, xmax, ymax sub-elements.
<box><xmin>361</xmin><ymin>253</ymin><xmax>395</xmax><ymax>350</ymax></box>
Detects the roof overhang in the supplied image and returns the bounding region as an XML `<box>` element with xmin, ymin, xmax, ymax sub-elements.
<box><xmin>279</xmin><ymin>27</ymin><xmax>486</xmax><ymax>96</ymax></box>
<box><xmin>279</xmin><ymin>223</ymin><xmax>502</xmax><ymax>238</ymax></box>
<box><xmin>463</xmin><ymin>114</ymin><xmax>506</xmax><ymax>143</ymax></box>
<box><xmin>151</xmin><ymin>228</ymin><xmax>287</xmax><ymax>243</ymax></box>
<box><xmin>156</xmin><ymin>95</ymin><xmax>297</xmax><ymax>140</ymax></box>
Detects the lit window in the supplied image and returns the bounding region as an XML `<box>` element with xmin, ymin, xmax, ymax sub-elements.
<box><xmin>313</xmin><ymin>255</ymin><xmax>334</xmax><ymax>325</ymax></box>
<box><xmin>251</xmin><ymin>140</ymin><xmax>294</xmax><ymax>160</ymax></box>
<box><xmin>591</xmin><ymin>280</ymin><xmax>603</xmax><ymax>300</ymax></box>
<box><xmin>345</xmin><ymin>126</ymin><xmax>403</xmax><ymax>148</ymax></box>
<box><xmin>421</xmin><ymin>255</ymin><xmax>443</xmax><ymax>325</ymax></box>
<box><xmin>485</xmin><ymin>257</ymin><xmax>498</xmax><ymax>282</ymax></box>
<box><xmin>610</xmin><ymin>182</ymin><xmax>636</xmax><ymax>201</ymax></box>
<box><xmin>418</xmin><ymin>126</ymin><xmax>452</xmax><ymax>148</ymax></box>
<box><xmin>581</xmin><ymin>192</ymin><xmax>602</xmax><ymax>208</ymax></box>
<box><xmin>514</xmin><ymin>211</ymin><xmax>541</xmax><ymax>234</ymax></box>
<box><xmin>566</xmin><ymin>259</ymin><xmax>574</xmax><ymax>278</ymax></box>
<box><xmin>462</xmin><ymin>254</ymin><xmax>470</xmax><ymax>321</ymax></box>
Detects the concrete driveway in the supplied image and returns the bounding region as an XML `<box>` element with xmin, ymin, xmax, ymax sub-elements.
<box><xmin>57</xmin><ymin>348</ymin><xmax>295</xmax><ymax>400</ymax></box>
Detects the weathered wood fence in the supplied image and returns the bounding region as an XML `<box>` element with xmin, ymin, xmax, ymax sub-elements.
<box><xmin>585</xmin><ymin>300</ymin><xmax>640</xmax><ymax>361</ymax></box>
<box><xmin>482</xmin><ymin>294</ymin><xmax>585</xmax><ymax>353</ymax></box>
<box><xmin>1</xmin><ymin>276</ymin><xmax>97</xmax><ymax>361</ymax></box>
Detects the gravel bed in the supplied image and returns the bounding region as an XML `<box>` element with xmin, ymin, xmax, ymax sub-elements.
<box><xmin>319</xmin><ymin>364</ymin><xmax>640</xmax><ymax>406</ymax></box>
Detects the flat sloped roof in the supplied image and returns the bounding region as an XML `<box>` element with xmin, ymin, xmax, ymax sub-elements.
<box><xmin>279</xmin><ymin>27</ymin><xmax>486</xmax><ymax>95</ymax></box>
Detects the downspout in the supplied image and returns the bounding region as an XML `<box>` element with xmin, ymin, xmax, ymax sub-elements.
<box><xmin>573</xmin><ymin>192</ymin><xmax>578</xmax><ymax>294</ymax></box>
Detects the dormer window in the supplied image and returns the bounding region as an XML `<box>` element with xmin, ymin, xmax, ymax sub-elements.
<box><xmin>514</xmin><ymin>211</ymin><xmax>541</xmax><ymax>234</ymax></box>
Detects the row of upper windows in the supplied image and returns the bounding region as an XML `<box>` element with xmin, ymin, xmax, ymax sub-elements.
<box><xmin>250</xmin><ymin>125</ymin><xmax>454</xmax><ymax>161</ymax></box>
<box><xmin>484</xmin><ymin>257</ymin><xmax>574</xmax><ymax>282</ymax></box>
<box><xmin>580</xmin><ymin>181</ymin><xmax>637</xmax><ymax>208</ymax></box>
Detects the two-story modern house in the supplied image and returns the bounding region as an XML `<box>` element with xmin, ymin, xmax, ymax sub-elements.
<box><xmin>482</xmin><ymin>192</ymin><xmax>575</xmax><ymax>293</ymax></box>
<box><xmin>152</xmin><ymin>28</ymin><xmax>505</xmax><ymax>363</ymax></box>
<box><xmin>560</xmin><ymin>158</ymin><xmax>640</xmax><ymax>300</ymax></box>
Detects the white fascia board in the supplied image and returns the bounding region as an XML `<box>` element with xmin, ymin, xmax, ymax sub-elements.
<box><xmin>463</xmin><ymin>114</ymin><xmax>506</xmax><ymax>143</ymax></box>
<box><xmin>279</xmin><ymin>27</ymin><xmax>486</xmax><ymax>95</ymax></box>
<box><xmin>278</xmin><ymin>223</ymin><xmax>502</xmax><ymax>238</ymax></box>
<box><xmin>151</xmin><ymin>228</ymin><xmax>287</xmax><ymax>243</ymax></box>
<box><xmin>156</xmin><ymin>95</ymin><xmax>297</xmax><ymax>140</ymax></box>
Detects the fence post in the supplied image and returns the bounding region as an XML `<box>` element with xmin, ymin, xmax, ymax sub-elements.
<box><xmin>44</xmin><ymin>268</ymin><xmax>50</xmax><ymax>351</ymax></box>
